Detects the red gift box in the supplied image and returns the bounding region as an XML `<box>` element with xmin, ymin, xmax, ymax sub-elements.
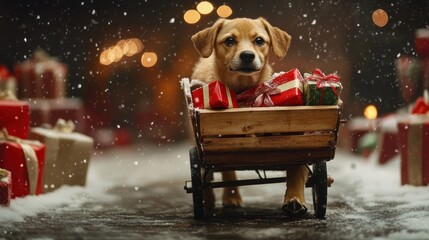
<box><xmin>0</xmin><ymin>168</ymin><xmax>11</xmax><ymax>206</ymax></box>
<box><xmin>192</xmin><ymin>81</ymin><xmax>238</xmax><ymax>109</ymax></box>
<box><xmin>398</xmin><ymin>116</ymin><xmax>429</xmax><ymax>186</ymax></box>
<box><xmin>237</xmin><ymin>69</ymin><xmax>304</xmax><ymax>107</ymax></box>
<box><xmin>377</xmin><ymin>116</ymin><xmax>399</xmax><ymax>164</ymax></box>
<box><xmin>0</xmin><ymin>131</ymin><xmax>45</xmax><ymax>198</ymax></box>
<box><xmin>412</xmin><ymin>97</ymin><xmax>429</xmax><ymax>114</ymax></box>
<box><xmin>14</xmin><ymin>56</ymin><xmax>68</xmax><ymax>99</ymax></box>
<box><xmin>0</xmin><ymin>100</ymin><xmax>30</xmax><ymax>139</ymax></box>
<box><xmin>28</xmin><ymin>98</ymin><xmax>86</xmax><ymax>132</ymax></box>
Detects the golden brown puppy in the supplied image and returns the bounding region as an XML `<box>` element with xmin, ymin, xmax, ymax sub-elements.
<box><xmin>191</xmin><ymin>17</ymin><xmax>307</xmax><ymax>216</ymax></box>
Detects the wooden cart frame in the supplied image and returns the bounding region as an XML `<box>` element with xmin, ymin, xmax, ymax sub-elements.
<box><xmin>181</xmin><ymin>79</ymin><xmax>343</xmax><ymax>219</ymax></box>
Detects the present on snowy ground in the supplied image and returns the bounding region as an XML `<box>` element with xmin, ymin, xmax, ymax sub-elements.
<box><xmin>0</xmin><ymin>65</ymin><xmax>17</xmax><ymax>97</ymax></box>
<box><xmin>0</xmin><ymin>91</ymin><xmax>30</xmax><ymax>139</ymax></box>
<box><xmin>0</xmin><ymin>129</ymin><xmax>45</xmax><ymax>198</ymax></box>
<box><xmin>14</xmin><ymin>49</ymin><xmax>67</xmax><ymax>99</ymax></box>
<box><xmin>347</xmin><ymin>117</ymin><xmax>379</xmax><ymax>154</ymax></box>
<box><xmin>27</xmin><ymin>98</ymin><xmax>86</xmax><ymax>133</ymax></box>
<box><xmin>0</xmin><ymin>168</ymin><xmax>12</xmax><ymax>206</ymax></box>
<box><xmin>397</xmin><ymin>115</ymin><xmax>429</xmax><ymax>186</ymax></box>
<box><xmin>30</xmin><ymin>119</ymin><xmax>93</xmax><ymax>193</ymax></box>
<box><xmin>376</xmin><ymin>115</ymin><xmax>400</xmax><ymax>164</ymax></box>
<box><xmin>237</xmin><ymin>69</ymin><xmax>304</xmax><ymax>107</ymax></box>
<box><xmin>192</xmin><ymin>81</ymin><xmax>238</xmax><ymax>109</ymax></box>
<box><xmin>303</xmin><ymin>69</ymin><xmax>342</xmax><ymax>105</ymax></box>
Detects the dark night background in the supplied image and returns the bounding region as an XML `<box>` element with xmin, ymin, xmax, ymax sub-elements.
<box><xmin>1</xmin><ymin>0</ymin><xmax>428</xmax><ymax>142</ymax></box>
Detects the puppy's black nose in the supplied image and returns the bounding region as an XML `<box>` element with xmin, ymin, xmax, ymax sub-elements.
<box><xmin>240</xmin><ymin>51</ymin><xmax>255</xmax><ymax>63</ymax></box>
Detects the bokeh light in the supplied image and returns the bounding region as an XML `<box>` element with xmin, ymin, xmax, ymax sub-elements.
<box><xmin>108</xmin><ymin>46</ymin><xmax>123</xmax><ymax>63</ymax></box>
<box><xmin>372</xmin><ymin>9</ymin><xmax>388</xmax><ymax>27</ymax></box>
<box><xmin>217</xmin><ymin>5</ymin><xmax>232</xmax><ymax>18</ymax></box>
<box><xmin>364</xmin><ymin>105</ymin><xmax>378</xmax><ymax>120</ymax></box>
<box><xmin>184</xmin><ymin>9</ymin><xmax>201</xmax><ymax>24</ymax></box>
<box><xmin>197</xmin><ymin>1</ymin><xmax>214</xmax><ymax>15</ymax></box>
<box><xmin>141</xmin><ymin>52</ymin><xmax>158</xmax><ymax>68</ymax></box>
<box><xmin>99</xmin><ymin>49</ymin><xmax>112</xmax><ymax>65</ymax></box>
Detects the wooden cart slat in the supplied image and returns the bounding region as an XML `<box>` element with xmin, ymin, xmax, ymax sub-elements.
<box><xmin>202</xmin><ymin>132</ymin><xmax>336</xmax><ymax>152</ymax></box>
<box><xmin>203</xmin><ymin>148</ymin><xmax>334</xmax><ymax>167</ymax></box>
<box><xmin>197</xmin><ymin>106</ymin><xmax>339</xmax><ymax>136</ymax></box>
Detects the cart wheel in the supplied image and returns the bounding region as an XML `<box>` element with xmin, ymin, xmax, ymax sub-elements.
<box><xmin>312</xmin><ymin>161</ymin><xmax>328</xmax><ymax>219</ymax></box>
<box><xmin>189</xmin><ymin>147</ymin><xmax>204</xmax><ymax>219</ymax></box>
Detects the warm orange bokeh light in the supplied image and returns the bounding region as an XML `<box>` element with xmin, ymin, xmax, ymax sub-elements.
<box><xmin>372</xmin><ymin>9</ymin><xmax>388</xmax><ymax>27</ymax></box>
<box><xmin>184</xmin><ymin>9</ymin><xmax>201</xmax><ymax>24</ymax></box>
<box><xmin>108</xmin><ymin>46</ymin><xmax>123</xmax><ymax>62</ymax></box>
<box><xmin>197</xmin><ymin>1</ymin><xmax>214</xmax><ymax>15</ymax></box>
<box><xmin>99</xmin><ymin>49</ymin><xmax>112</xmax><ymax>65</ymax></box>
<box><xmin>364</xmin><ymin>105</ymin><xmax>378</xmax><ymax>120</ymax></box>
<box><xmin>217</xmin><ymin>5</ymin><xmax>232</xmax><ymax>18</ymax></box>
<box><xmin>141</xmin><ymin>52</ymin><xmax>158</xmax><ymax>68</ymax></box>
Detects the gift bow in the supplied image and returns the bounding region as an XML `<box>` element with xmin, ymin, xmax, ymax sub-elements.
<box><xmin>53</xmin><ymin>119</ymin><xmax>75</xmax><ymax>133</ymax></box>
<box><xmin>0</xmin><ymin>90</ymin><xmax>18</xmax><ymax>101</ymax></box>
<box><xmin>253</xmin><ymin>79</ymin><xmax>302</xmax><ymax>107</ymax></box>
<box><xmin>0</xmin><ymin>128</ymin><xmax>41</xmax><ymax>195</ymax></box>
<box><xmin>0</xmin><ymin>168</ymin><xmax>8</xmax><ymax>179</ymax></box>
<box><xmin>304</xmin><ymin>69</ymin><xmax>341</xmax><ymax>103</ymax></box>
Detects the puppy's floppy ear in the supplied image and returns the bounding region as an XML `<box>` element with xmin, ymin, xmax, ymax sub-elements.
<box><xmin>259</xmin><ymin>17</ymin><xmax>291</xmax><ymax>60</ymax></box>
<box><xmin>191</xmin><ymin>19</ymin><xmax>225</xmax><ymax>58</ymax></box>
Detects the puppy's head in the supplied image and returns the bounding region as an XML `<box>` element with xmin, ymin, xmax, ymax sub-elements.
<box><xmin>192</xmin><ymin>17</ymin><xmax>291</xmax><ymax>76</ymax></box>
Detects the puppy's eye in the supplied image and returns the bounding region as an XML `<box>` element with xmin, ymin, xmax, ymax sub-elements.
<box><xmin>224</xmin><ymin>37</ymin><xmax>236</xmax><ymax>47</ymax></box>
<box><xmin>255</xmin><ymin>37</ymin><xmax>265</xmax><ymax>46</ymax></box>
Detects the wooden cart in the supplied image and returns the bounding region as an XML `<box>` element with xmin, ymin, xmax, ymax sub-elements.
<box><xmin>181</xmin><ymin>79</ymin><xmax>343</xmax><ymax>219</ymax></box>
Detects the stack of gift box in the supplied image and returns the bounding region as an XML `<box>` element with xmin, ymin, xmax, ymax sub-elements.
<box><xmin>190</xmin><ymin>68</ymin><xmax>342</xmax><ymax>110</ymax></box>
<box><xmin>0</xmin><ymin>51</ymin><xmax>94</xmax><ymax>207</ymax></box>
<box><xmin>14</xmin><ymin>49</ymin><xmax>86</xmax><ymax>132</ymax></box>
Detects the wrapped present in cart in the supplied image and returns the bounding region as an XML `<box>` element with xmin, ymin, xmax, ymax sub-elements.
<box><xmin>181</xmin><ymin>77</ymin><xmax>344</xmax><ymax>219</ymax></box>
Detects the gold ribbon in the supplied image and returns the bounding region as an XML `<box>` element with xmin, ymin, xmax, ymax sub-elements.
<box><xmin>203</xmin><ymin>84</ymin><xmax>210</xmax><ymax>109</ymax></box>
<box><xmin>0</xmin><ymin>168</ymin><xmax>9</xmax><ymax>179</ymax></box>
<box><xmin>0</xmin><ymin>90</ymin><xmax>18</xmax><ymax>101</ymax></box>
<box><xmin>53</xmin><ymin>119</ymin><xmax>75</xmax><ymax>133</ymax></box>
<box><xmin>0</xmin><ymin>128</ymin><xmax>41</xmax><ymax>195</ymax></box>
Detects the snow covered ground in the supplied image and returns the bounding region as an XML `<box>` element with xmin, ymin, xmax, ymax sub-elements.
<box><xmin>0</xmin><ymin>142</ymin><xmax>428</xmax><ymax>239</ymax></box>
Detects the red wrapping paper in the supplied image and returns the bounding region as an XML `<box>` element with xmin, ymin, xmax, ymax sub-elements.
<box><xmin>192</xmin><ymin>81</ymin><xmax>238</xmax><ymax>109</ymax></box>
<box><xmin>0</xmin><ymin>140</ymin><xmax>45</xmax><ymax>198</ymax></box>
<box><xmin>237</xmin><ymin>69</ymin><xmax>304</xmax><ymax>107</ymax></box>
<box><xmin>0</xmin><ymin>169</ymin><xmax>11</xmax><ymax>206</ymax></box>
<box><xmin>398</xmin><ymin>117</ymin><xmax>429</xmax><ymax>186</ymax></box>
<box><xmin>27</xmin><ymin>98</ymin><xmax>85</xmax><ymax>132</ymax></box>
<box><xmin>0</xmin><ymin>100</ymin><xmax>30</xmax><ymax>139</ymax></box>
<box><xmin>14</xmin><ymin>59</ymin><xmax>67</xmax><ymax>99</ymax></box>
<box><xmin>377</xmin><ymin>116</ymin><xmax>399</xmax><ymax>164</ymax></box>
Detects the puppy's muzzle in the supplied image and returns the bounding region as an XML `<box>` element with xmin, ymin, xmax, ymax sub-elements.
<box><xmin>229</xmin><ymin>50</ymin><xmax>261</xmax><ymax>74</ymax></box>
<box><xmin>240</xmin><ymin>51</ymin><xmax>255</xmax><ymax>64</ymax></box>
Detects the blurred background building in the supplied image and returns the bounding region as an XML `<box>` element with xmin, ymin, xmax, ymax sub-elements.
<box><xmin>0</xmin><ymin>0</ymin><xmax>428</xmax><ymax>145</ymax></box>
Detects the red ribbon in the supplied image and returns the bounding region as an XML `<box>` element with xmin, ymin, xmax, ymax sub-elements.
<box><xmin>305</xmin><ymin>68</ymin><xmax>341</xmax><ymax>104</ymax></box>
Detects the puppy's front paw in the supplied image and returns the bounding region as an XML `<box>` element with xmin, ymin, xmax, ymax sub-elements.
<box><xmin>282</xmin><ymin>197</ymin><xmax>307</xmax><ymax>217</ymax></box>
<box><xmin>222</xmin><ymin>187</ymin><xmax>243</xmax><ymax>208</ymax></box>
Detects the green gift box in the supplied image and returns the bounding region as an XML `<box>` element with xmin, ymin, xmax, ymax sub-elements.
<box><xmin>304</xmin><ymin>69</ymin><xmax>342</xmax><ymax>105</ymax></box>
<box><xmin>304</xmin><ymin>81</ymin><xmax>342</xmax><ymax>105</ymax></box>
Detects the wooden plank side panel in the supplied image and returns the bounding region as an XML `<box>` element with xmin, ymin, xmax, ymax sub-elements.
<box><xmin>202</xmin><ymin>133</ymin><xmax>335</xmax><ymax>152</ymax></box>
<box><xmin>203</xmin><ymin>149</ymin><xmax>334</xmax><ymax>168</ymax></box>
<box><xmin>197</xmin><ymin>106</ymin><xmax>340</xmax><ymax>136</ymax></box>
